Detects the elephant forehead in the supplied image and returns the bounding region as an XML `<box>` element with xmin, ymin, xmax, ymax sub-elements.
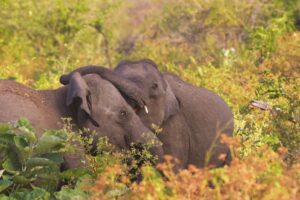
<box><xmin>98</xmin><ymin>89</ymin><xmax>126</xmax><ymax>107</ymax></box>
<box><xmin>116</xmin><ymin>62</ymin><xmax>159</xmax><ymax>76</ymax></box>
<box><xmin>85</xmin><ymin>75</ymin><xmax>127</xmax><ymax>106</ymax></box>
<box><xmin>117</xmin><ymin>65</ymin><xmax>148</xmax><ymax>77</ymax></box>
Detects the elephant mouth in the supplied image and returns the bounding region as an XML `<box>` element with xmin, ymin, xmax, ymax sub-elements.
<box><xmin>133</xmin><ymin>104</ymin><xmax>149</xmax><ymax>114</ymax></box>
<box><xmin>133</xmin><ymin>105</ymin><xmax>140</xmax><ymax>113</ymax></box>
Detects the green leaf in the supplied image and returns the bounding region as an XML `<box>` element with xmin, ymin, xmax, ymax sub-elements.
<box><xmin>0</xmin><ymin>179</ymin><xmax>13</xmax><ymax>193</ymax></box>
<box><xmin>45</xmin><ymin>129</ymin><xmax>68</xmax><ymax>140</ymax></box>
<box><xmin>2</xmin><ymin>151</ymin><xmax>21</xmax><ymax>173</ymax></box>
<box><xmin>17</xmin><ymin>127</ymin><xmax>37</xmax><ymax>145</ymax></box>
<box><xmin>41</xmin><ymin>153</ymin><xmax>64</xmax><ymax>165</ymax></box>
<box><xmin>34</xmin><ymin>133</ymin><xmax>66</xmax><ymax>156</ymax></box>
<box><xmin>12</xmin><ymin>175</ymin><xmax>31</xmax><ymax>185</ymax></box>
<box><xmin>0</xmin><ymin>133</ymin><xmax>15</xmax><ymax>146</ymax></box>
<box><xmin>13</xmin><ymin>136</ymin><xmax>28</xmax><ymax>149</ymax></box>
<box><xmin>262</xmin><ymin>134</ymin><xmax>281</xmax><ymax>146</ymax></box>
<box><xmin>13</xmin><ymin>136</ymin><xmax>29</xmax><ymax>165</ymax></box>
<box><xmin>0</xmin><ymin>194</ymin><xmax>12</xmax><ymax>200</ymax></box>
<box><xmin>10</xmin><ymin>187</ymin><xmax>50</xmax><ymax>200</ymax></box>
<box><xmin>0</xmin><ymin>124</ymin><xmax>12</xmax><ymax>134</ymax></box>
<box><xmin>60</xmin><ymin>169</ymin><xmax>93</xmax><ymax>181</ymax></box>
<box><xmin>54</xmin><ymin>187</ymin><xmax>88</xmax><ymax>200</ymax></box>
<box><xmin>26</xmin><ymin>157</ymin><xmax>56</xmax><ymax>169</ymax></box>
<box><xmin>31</xmin><ymin>173</ymin><xmax>60</xmax><ymax>192</ymax></box>
<box><xmin>15</xmin><ymin>118</ymin><xmax>34</xmax><ymax>132</ymax></box>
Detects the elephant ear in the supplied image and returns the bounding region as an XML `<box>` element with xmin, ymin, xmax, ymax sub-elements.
<box><xmin>163</xmin><ymin>81</ymin><xmax>180</xmax><ymax>121</ymax></box>
<box><xmin>66</xmin><ymin>72</ymin><xmax>99</xmax><ymax>127</ymax></box>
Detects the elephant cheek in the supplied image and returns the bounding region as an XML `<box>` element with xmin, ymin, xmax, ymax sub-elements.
<box><xmin>150</xmin><ymin>98</ymin><xmax>166</xmax><ymax>126</ymax></box>
<box><xmin>138</xmin><ymin>102</ymin><xmax>165</xmax><ymax>128</ymax></box>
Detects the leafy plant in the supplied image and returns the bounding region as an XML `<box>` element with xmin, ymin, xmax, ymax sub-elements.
<box><xmin>0</xmin><ymin>118</ymin><xmax>68</xmax><ymax>194</ymax></box>
<box><xmin>255</xmin><ymin>72</ymin><xmax>300</xmax><ymax>164</ymax></box>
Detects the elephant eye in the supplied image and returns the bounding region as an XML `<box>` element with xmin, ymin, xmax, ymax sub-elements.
<box><xmin>151</xmin><ymin>83</ymin><xmax>158</xmax><ymax>90</ymax></box>
<box><xmin>119</xmin><ymin>110</ymin><xmax>128</xmax><ymax>118</ymax></box>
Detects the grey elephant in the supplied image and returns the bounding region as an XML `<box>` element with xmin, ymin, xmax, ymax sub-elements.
<box><xmin>0</xmin><ymin>72</ymin><xmax>164</xmax><ymax>169</ymax></box>
<box><xmin>60</xmin><ymin>59</ymin><xmax>234</xmax><ymax>169</ymax></box>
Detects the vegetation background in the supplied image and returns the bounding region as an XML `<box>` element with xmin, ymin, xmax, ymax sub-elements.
<box><xmin>0</xmin><ymin>0</ymin><xmax>299</xmax><ymax>199</ymax></box>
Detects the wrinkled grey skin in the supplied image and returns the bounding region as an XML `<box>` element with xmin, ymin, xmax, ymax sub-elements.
<box><xmin>60</xmin><ymin>59</ymin><xmax>234</xmax><ymax>169</ymax></box>
<box><xmin>0</xmin><ymin>73</ymin><xmax>164</xmax><ymax>169</ymax></box>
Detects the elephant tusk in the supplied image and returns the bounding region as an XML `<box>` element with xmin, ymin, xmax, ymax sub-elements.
<box><xmin>144</xmin><ymin>106</ymin><xmax>149</xmax><ymax>114</ymax></box>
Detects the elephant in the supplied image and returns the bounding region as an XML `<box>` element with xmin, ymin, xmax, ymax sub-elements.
<box><xmin>0</xmin><ymin>72</ymin><xmax>164</xmax><ymax>169</ymax></box>
<box><xmin>60</xmin><ymin>59</ymin><xmax>234</xmax><ymax>170</ymax></box>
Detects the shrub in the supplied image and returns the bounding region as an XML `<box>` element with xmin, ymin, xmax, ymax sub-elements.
<box><xmin>0</xmin><ymin>119</ymin><xmax>94</xmax><ymax>199</ymax></box>
<box><xmin>0</xmin><ymin>119</ymin><xmax>68</xmax><ymax>193</ymax></box>
<box><xmin>88</xmin><ymin>136</ymin><xmax>300</xmax><ymax>200</ymax></box>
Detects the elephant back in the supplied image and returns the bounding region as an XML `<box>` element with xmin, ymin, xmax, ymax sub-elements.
<box><xmin>0</xmin><ymin>80</ymin><xmax>52</xmax><ymax>135</ymax></box>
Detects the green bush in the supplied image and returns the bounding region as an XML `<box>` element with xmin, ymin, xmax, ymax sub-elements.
<box><xmin>0</xmin><ymin>0</ymin><xmax>299</xmax><ymax>199</ymax></box>
<box><xmin>0</xmin><ymin>119</ymin><xmax>67</xmax><ymax>193</ymax></box>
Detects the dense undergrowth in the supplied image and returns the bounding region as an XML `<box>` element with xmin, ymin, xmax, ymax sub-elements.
<box><xmin>0</xmin><ymin>0</ymin><xmax>299</xmax><ymax>199</ymax></box>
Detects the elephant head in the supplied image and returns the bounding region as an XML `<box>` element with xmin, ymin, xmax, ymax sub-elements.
<box><xmin>60</xmin><ymin>59</ymin><xmax>179</xmax><ymax>129</ymax></box>
<box><xmin>114</xmin><ymin>59</ymin><xmax>180</xmax><ymax>128</ymax></box>
<box><xmin>65</xmin><ymin>72</ymin><xmax>164</xmax><ymax>162</ymax></box>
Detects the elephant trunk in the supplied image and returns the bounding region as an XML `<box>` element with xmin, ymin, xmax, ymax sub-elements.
<box><xmin>127</xmin><ymin>115</ymin><xmax>164</xmax><ymax>164</ymax></box>
<box><xmin>60</xmin><ymin>66</ymin><xmax>148</xmax><ymax>110</ymax></box>
<box><xmin>130</xmin><ymin>131</ymin><xmax>164</xmax><ymax>164</ymax></box>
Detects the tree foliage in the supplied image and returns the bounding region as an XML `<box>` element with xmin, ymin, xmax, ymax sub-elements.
<box><xmin>0</xmin><ymin>0</ymin><xmax>299</xmax><ymax>199</ymax></box>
